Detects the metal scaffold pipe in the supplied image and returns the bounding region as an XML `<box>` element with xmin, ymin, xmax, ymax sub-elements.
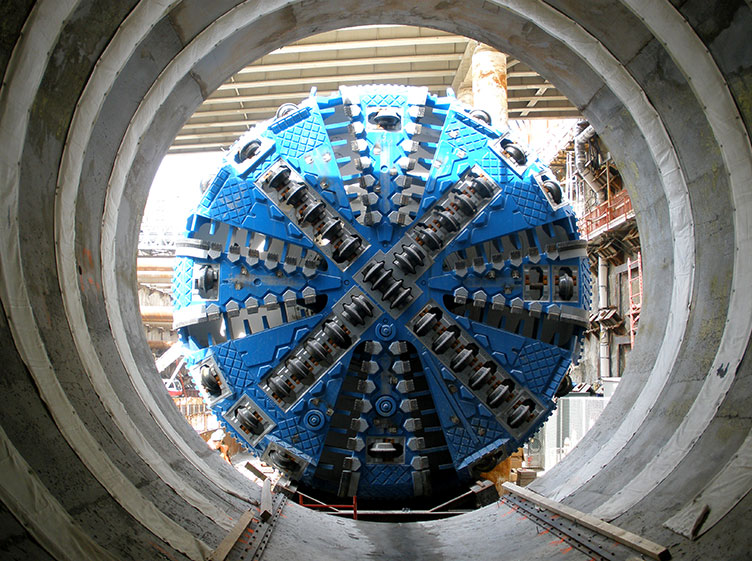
<box><xmin>575</xmin><ymin>121</ymin><xmax>603</xmax><ymax>203</ymax></box>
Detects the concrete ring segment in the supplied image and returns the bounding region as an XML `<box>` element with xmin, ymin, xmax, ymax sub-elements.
<box><xmin>0</xmin><ymin>1</ymin><xmax>750</xmax><ymax>560</ymax></box>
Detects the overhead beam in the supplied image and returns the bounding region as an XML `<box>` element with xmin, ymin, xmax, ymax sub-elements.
<box><xmin>175</xmin><ymin>131</ymin><xmax>254</xmax><ymax>141</ymax></box>
<box><xmin>506</xmin><ymin>81</ymin><xmax>552</xmax><ymax>89</ymax></box>
<box><xmin>223</xmin><ymin>68</ymin><xmax>538</xmax><ymax>92</ymax></box>
<box><xmin>507</xmin><ymin>95</ymin><xmax>569</xmax><ymax>103</ymax></box>
<box><xmin>169</xmin><ymin>111</ymin><xmax>583</xmax><ymax>153</ymax></box>
<box><xmin>271</xmin><ymin>34</ymin><xmax>468</xmax><ymax>54</ymax></box>
<box><xmin>202</xmin><ymin>82</ymin><xmax>551</xmax><ymax>107</ymax></box>
<box><xmin>175</xmin><ymin>109</ymin><xmax>581</xmax><ymax>143</ymax></box>
<box><xmin>184</xmin><ymin>112</ymin><xmax>278</xmax><ymax>127</ymax></box>
<box><xmin>202</xmin><ymin>86</ymin><xmax>450</xmax><ymax>107</ymax></box>
<box><xmin>519</xmin><ymin>85</ymin><xmax>550</xmax><ymax>117</ymax></box>
<box><xmin>179</xmin><ymin>104</ymin><xmax>579</xmax><ymax>136</ymax></box>
<box><xmin>218</xmin><ymin>69</ymin><xmax>456</xmax><ymax>91</ymax></box>
<box><xmin>177</xmin><ymin>125</ymin><xmax>258</xmax><ymax>138</ymax></box>
<box><xmin>450</xmin><ymin>40</ymin><xmax>476</xmax><ymax>94</ymax></box>
<box><xmin>508</xmin><ymin>107</ymin><xmax>580</xmax><ymax>115</ymax></box>
<box><xmin>169</xmin><ymin>142</ymin><xmax>230</xmax><ymax>152</ymax></box>
<box><xmin>509</xmin><ymin>105</ymin><xmax>579</xmax><ymax>113</ymax></box>
<box><xmin>192</xmin><ymin>107</ymin><xmax>306</xmax><ymax>119</ymax></box>
<box><xmin>188</xmin><ymin>95</ymin><xmax>572</xmax><ymax>122</ymax></box>
<box><xmin>202</xmin><ymin>90</ymin><xmax>334</xmax><ymax>106</ymax></box>
<box><xmin>506</xmin><ymin>71</ymin><xmax>542</xmax><ymax>78</ymax></box>
<box><xmin>236</xmin><ymin>53</ymin><xmax>463</xmax><ymax>75</ymax></box>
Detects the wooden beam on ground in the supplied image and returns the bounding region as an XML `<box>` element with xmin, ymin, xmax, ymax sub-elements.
<box><xmin>502</xmin><ymin>482</ymin><xmax>670</xmax><ymax>560</ymax></box>
<box><xmin>428</xmin><ymin>488</ymin><xmax>473</xmax><ymax>513</ymax></box>
<box><xmin>243</xmin><ymin>461</ymin><xmax>267</xmax><ymax>481</ymax></box>
<box><xmin>208</xmin><ymin>509</ymin><xmax>254</xmax><ymax>561</ymax></box>
<box><xmin>260</xmin><ymin>478</ymin><xmax>273</xmax><ymax>522</ymax></box>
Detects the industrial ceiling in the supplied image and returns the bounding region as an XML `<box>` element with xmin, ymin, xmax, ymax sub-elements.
<box><xmin>170</xmin><ymin>25</ymin><xmax>579</xmax><ymax>153</ymax></box>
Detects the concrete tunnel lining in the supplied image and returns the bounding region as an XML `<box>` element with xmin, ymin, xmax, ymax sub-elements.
<box><xmin>1</xmin><ymin>0</ymin><xmax>751</xmax><ymax>559</ymax></box>
<box><xmin>99</xmin><ymin>0</ymin><xmax>690</xmax><ymax>523</ymax></box>
<box><xmin>104</xmin><ymin>0</ymin><xmax>689</xmax><ymax>536</ymax></box>
<box><xmin>591</xmin><ymin>0</ymin><xmax>752</xmax><ymax>521</ymax></box>
<box><xmin>56</xmin><ymin>0</ymin><xmax>252</xmax><ymax>532</ymax></box>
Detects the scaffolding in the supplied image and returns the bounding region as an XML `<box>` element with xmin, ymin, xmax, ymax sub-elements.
<box><xmin>580</xmin><ymin>186</ymin><xmax>634</xmax><ymax>240</ymax></box>
<box><xmin>565</xmin><ymin>150</ymin><xmax>586</xmax><ymax>218</ymax></box>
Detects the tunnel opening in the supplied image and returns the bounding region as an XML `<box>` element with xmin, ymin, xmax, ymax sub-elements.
<box><xmin>136</xmin><ymin>25</ymin><xmax>641</xmax><ymax>517</ymax></box>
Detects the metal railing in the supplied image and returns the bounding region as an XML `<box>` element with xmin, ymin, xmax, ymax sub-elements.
<box><xmin>579</xmin><ymin>188</ymin><xmax>634</xmax><ymax>239</ymax></box>
<box><xmin>298</xmin><ymin>492</ymin><xmax>358</xmax><ymax>520</ymax></box>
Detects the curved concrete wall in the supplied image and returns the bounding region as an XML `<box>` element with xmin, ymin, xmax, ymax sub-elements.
<box><xmin>0</xmin><ymin>1</ymin><xmax>751</xmax><ymax>559</ymax></box>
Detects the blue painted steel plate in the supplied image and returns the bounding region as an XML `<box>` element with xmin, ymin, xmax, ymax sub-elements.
<box><xmin>173</xmin><ymin>85</ymin><xmax>589</xmax><ymax>502</ymax></box>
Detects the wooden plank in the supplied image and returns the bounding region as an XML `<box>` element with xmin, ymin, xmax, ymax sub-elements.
<box><xmin>243</xmin><ymin>461</ymin><xmax>268</xmax><ymax>481</ymax></box>
<box><xmin>260</xmin><ymin>478</ymin><xmax>273</xmax><ymax>522</ymax></box>
<box><xmin>208</xmin><ymin>509</ymin><xmax>254</xmax><ymax>561</ymax></box>
<box><xmin>502</xmin><ymin>482</ymin><xmax>670</xmax><ymax>560</ymax></box>
<box><xmin>428</xmin><ymin>488</ymin><xmax>473</xmax><ymax>513</ymax></box>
